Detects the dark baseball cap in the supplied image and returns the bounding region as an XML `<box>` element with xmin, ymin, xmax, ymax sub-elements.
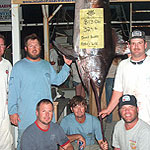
<box><xmin>119</xmin><ymin>94</ymin><xmax>137</xmax><ymax>109</ymax></box>
<box><xmin>129</xmin><ymin>30</ymin><xmax>145</xmax><ymax>40</ymax></box>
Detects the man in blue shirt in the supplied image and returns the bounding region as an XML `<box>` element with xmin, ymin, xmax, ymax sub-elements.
<box><xmin>60</xmin><ymin>96</ymin><xmax>108</xmax><ymax>150</ymax></box>
<box><xmin>8</xmin><ymin>33</ymin><xmax>72</xmax><ymax>150</ymax></box>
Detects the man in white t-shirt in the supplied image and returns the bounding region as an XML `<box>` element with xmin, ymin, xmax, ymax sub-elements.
<box><xmin>112</xmin><ymin>94</ymin><xmax>150</xmax><ymax>150</ymax></box>
<box><xmin>100</xmin><ymin>29</ymin><xmax>150</xmax><ymax>125</ymax></box>
<box><xmin>0</xmin><ymin>34</ymin><xmax>13</xmax><ymax>149</ymax></box>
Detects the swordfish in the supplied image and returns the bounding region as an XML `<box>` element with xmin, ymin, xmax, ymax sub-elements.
<box><xmin>53</xmin><ymin>0</ymin><xmax>125</xmax><ymax>139</ymax></box>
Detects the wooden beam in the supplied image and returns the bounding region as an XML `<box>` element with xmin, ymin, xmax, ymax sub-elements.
<box><xmin>110</xmin><ymin>0</ymin><xmax>150</xmax><ymax>2</ymax></box>
<box><xmin>12</xmin><ymin>0</ymin><xmax>150</xmax><ymax>4</ymax></box>
<box><xmin>12</xmin><ymin>0</ymin><xmax>75</xmax><ymax>4</ymax></box>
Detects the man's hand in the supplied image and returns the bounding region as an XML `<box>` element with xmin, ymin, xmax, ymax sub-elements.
<box><xmin>99</xmin><ymin>108</ymin><xmax>110</xmax><ymax>119</ymax></box>
<box><xmin>10</xmin><ymin>113</ymin><xmax>21</xmax><ymax>126</ymax></box>
<box><xmin>99</xmin><ymin>91</ymin><xmax>123</xmax><ymax>118</ymax></box>
<box><xmin>76</xmin><ymin>135</ymin><xmax>86</xmax><ymax>149</ymax></box>
<box><xmin>67</xmin><ymin>134</ymin><xmax>86</xmax><ymax>149</ymax></box>
<box><xmin>99</xmin><ymin>140</ymin><xmax>109</xmax><ymax>150</ymax></box>
<box><xmin>63</xmin><ymin>55</ymin><xmax>72</xmax><ymax>66</ymax></box>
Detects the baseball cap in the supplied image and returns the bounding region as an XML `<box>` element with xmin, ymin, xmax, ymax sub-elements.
<box><xmin>129</xmin><ymin>30</ymin><xmax>145</xmax><ymax>40</ymax></box>
<box><xmin>119</xmin><ymin>94</ymin><xmax>137</xmax><ymax>109</ymax></box>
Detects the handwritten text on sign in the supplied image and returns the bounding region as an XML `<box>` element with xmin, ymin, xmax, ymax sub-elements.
<box><xmin>80</xmin><ymin>8</ymin><xmax>104</xmax><ymax>49</ymax></box>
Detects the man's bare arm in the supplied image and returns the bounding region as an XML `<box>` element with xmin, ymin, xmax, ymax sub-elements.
<box><xmin>99</xmin><ymin>90</ymin><xmax>123</xmax><ymax>118</ymax></box>
<box><xmin>60</xmin><ymin>142</ymin><xmax>74</xmax><ymax>150</ymax></box>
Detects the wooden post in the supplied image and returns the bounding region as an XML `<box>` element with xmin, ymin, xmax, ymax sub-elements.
<box><xmin>53</xmin><ymin>101</ymin><xmax>59</xmax><ymax>122</ymax></box>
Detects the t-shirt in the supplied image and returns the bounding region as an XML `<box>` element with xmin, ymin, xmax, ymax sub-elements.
<box><xmin>60</xmin><ymin>113</ymin><xmax>102</xmax><ymax>146</ymax></box>
<box><xmin>8</xmin><ymin>58</ymin><xmax>70</xmax><ymax>129</ymax></box>
<box><xmin>112</xmin><ymin>119</ymin><xmax>150</xmax><ymax>150</ymax></box>
<box><xmin>0</xmin><ymin>58</ymin><xmax>13</xmax><ymax>149</ymax></box>
<box><xmin>21</xmin><ymin>121</ymin><xmax>70</xmax><ymax>150</ymax></box>
<box><xmin>0</xmin><ymin>58</ymin><xmax>12</xmax><ymax>122</ymax></box>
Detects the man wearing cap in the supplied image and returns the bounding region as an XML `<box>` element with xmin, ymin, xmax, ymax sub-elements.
<box><xmin>112</xmin><ymin>94</ymin><xmax>150</xmax><ymax>150</ymax></box>
<box><xmin>100</xmin><ymin>29</ymin><xmax>150</xmax><ymax>125</ymax></box>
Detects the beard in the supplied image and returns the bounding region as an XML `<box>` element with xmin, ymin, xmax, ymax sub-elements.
<box><xmin>123</xmin><ymin>116</ymin><xmax>137</xmax><ymax>124</ymax></box>
<box><xmin>122</xmin><ymin>113</ymin><xmax>138</xmax><ymax>124</ymax></box>
<box><xmin>26</xmin><ymin>50</ymin><xmax>41</xmax><ymax>60</ymax></box>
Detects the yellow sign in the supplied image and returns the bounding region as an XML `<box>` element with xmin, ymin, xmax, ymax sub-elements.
<box><xmin>80</xmin><ymin>8</ymin><xmax>104</xmax><ymax>49</ymax></box>
<box><xmin>12</xmin><ymin>0</ymin><xmax>75</xmax><ymax>4</ymax></box>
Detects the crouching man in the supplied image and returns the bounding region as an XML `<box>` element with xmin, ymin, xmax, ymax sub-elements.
<box><xmin>60</xmin><ymin>96</ymin><xmax>108</xmax><ymax>150</ymax></box>
<box><xmin>20</xmin><ymin>99</ymin><xmax>73</xmax><ymax>150</ymax></box>
<box><xmin>112</xmin><ymin>94</ymin><xmax>150</xmax><ymax>150</ymax></box>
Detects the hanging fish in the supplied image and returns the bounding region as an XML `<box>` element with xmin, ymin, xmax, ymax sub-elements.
<box><xmin>53</xmin><ymin>0</ymin><xmax>127</xmax><ymax>140</ymax></box>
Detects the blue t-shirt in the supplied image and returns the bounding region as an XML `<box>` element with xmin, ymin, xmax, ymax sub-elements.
<box><xmin>8</xmin><ymin>58</ymin><xmax>70</xmax><ymax>129</ymax></box>
<box><xmin>60</xmin><ymin>113</ymin><xmax>102</xmax><ymax>145</ymax></box>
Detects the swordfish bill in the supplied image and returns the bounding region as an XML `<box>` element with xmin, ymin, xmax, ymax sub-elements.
<box><xmin>73</xmin><ymin>0</ymin><xmax>115</xmax><ymax>141</ymax></box>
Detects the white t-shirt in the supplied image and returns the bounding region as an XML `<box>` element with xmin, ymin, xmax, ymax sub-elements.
<box><xmin>112</xmin><ymin>119</ymin><xmax>150</xmax><ymax>150</ymax></box>
<box><xmin>0</xmin><ymin>58</ymin><xmax>12</xmax><ymax>122</ymax></box>
<box><xmin>114</xmin><ymin>56</ymin><xmax>150</xmax><ymax>124</ymax></box>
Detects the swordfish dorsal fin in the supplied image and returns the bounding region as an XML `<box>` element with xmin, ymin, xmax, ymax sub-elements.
<box><xmin>53</xmin><ymin>41</ymin><xmax>78</xmax><ymax>61</ymax></box>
